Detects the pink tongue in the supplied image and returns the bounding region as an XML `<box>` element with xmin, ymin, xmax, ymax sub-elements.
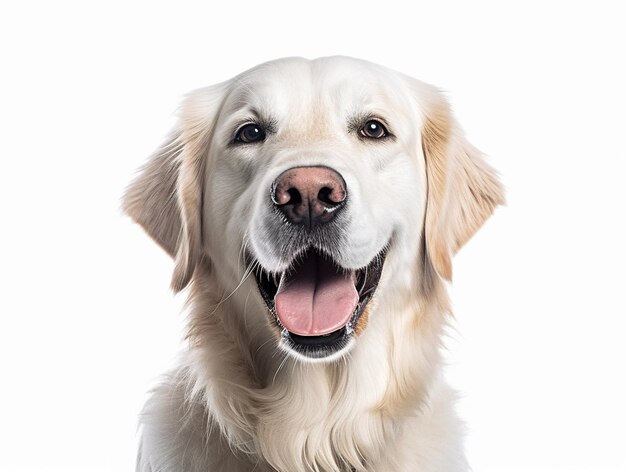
<box><xmin>274</xmin><ymin>254</ymin><xmax>358</xmax><ymax>336</ymax></box>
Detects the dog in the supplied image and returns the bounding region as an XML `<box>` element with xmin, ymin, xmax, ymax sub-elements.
<box><xmin>124</xmin><ymin>56</ymin><xmax>504</xmax><ymax>471</ymax></box>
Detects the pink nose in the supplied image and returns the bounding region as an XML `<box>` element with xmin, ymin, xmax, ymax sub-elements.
<box><xmin>271</xmin><ymin>166</ymin><xmax>347</xmax><ymax>228</ymax></box>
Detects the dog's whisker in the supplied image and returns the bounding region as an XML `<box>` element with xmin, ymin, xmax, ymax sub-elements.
<box><xmin>243</xmin><ymin>286</ymin><xmax>254</xmax><ymax>332</ymax></box>
<box><xmin>239</xmin><ymin>233</ymin><xmax>251</xmax><ymax>268</ymax></box>
<box><xmin>360</xmin><ymin>264</ymin><xmax>369</xmax><ymax>294</ymax></box>
<box><xmin>208</xmin><ymin>261</ymin><xmax>257</xmax><ymax>316</ymax></box>
<box><xmin>272</xmin><ymin>352</ymin><xmax>290</xmax><ymax>385</ymax></box>
<box><xmin>254</xmin><ymin>336</ymin><xmax>276</xmax><ymax>357</ymax></box>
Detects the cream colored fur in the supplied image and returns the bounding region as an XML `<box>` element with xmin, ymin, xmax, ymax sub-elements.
<box><xmin>124</xmin><ymin>56</ymin><xmax>504</xmax><ymax>472</ymax></box>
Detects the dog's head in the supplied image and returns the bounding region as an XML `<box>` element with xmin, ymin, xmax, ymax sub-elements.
<box><xmin>124</xmin><ymin>57</ymin><xmax>503</xmax><ymax>362</ymax></box>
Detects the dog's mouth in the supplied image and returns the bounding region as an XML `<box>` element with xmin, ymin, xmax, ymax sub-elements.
<box><xmin>253</xmin><ymin>247</ymin><xmax>387</xmax><ymax>360</ymax></box>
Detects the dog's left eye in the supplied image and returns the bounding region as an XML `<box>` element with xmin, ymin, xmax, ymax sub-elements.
<box><xmin>360</xmin><ymin>120</ymin><xmax>388</xmax><ymax>139</ymax></box>
<box><xmin>235</xmin><ymin>124</ymin><xmax>266</xmax><ymax>144</ymax></box>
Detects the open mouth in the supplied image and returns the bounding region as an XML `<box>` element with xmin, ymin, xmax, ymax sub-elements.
<box><xmin>253</xmin><ymin>247</ymin><xmax>387</xmax><ymax>360</ymax></box>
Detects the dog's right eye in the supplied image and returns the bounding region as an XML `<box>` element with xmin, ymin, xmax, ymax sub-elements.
<box><xmin>234</xmin><ymin>124</ymin><xmax>266</xmax><ymax>144</ymax></box>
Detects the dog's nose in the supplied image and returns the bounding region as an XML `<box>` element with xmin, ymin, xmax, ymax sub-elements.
<box><xmin>271</xmin><ymin>166</ymin><xmax>347</xmax><ymax>228</ymax></box>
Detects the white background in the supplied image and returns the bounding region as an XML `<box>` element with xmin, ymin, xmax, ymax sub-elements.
<box><xmin>1</xmin><ymin>1</ymin><xmax>625</xmax><ymax>471</ymax></box>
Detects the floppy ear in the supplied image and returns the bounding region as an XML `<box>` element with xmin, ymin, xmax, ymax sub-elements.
<box><xmin>123</xmin><ymin>85</ymin><xmax>227</xmax><ymax>291</ymax></box>
<box><xmin>420</xmin><ymin>89</ymin><xmax>505</xmax><ymax>281</ymax></box>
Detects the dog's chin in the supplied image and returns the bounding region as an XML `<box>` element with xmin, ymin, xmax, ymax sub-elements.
<box><xmin>251</xmin><ymin>245</ymin><xmax>388</xmax><ymax>362</ymax></box>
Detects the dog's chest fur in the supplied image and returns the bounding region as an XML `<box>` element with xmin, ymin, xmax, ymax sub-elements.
<box><xmin>137</xmin><ymin>283</ymin><xmax>467</xmax><ymax>472</ymax></box>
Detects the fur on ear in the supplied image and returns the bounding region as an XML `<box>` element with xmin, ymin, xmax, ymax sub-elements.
<box><xmin>123</xmin><ymin>84</ymin><xmax>228</xmax><ymax>292</ymax></box>
<box><xmin>419</xmin><ymin>86</ymin><xmax>505</xmax><ymax>281</ymax></box>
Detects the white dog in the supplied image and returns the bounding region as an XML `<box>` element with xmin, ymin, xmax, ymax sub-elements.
<box><xmin>124</xmin><ymin>56</ymin><xmax>503</xmax><ymax>471</ymax></box>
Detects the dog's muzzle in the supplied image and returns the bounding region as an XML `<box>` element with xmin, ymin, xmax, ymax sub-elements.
<box><xmin>250</xmin><ymin>166</ymin><xmax>388</xmax><ymax>360</ymax></box>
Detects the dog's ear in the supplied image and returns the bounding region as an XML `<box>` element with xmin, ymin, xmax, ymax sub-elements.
<box><xmin>419</xmin><ymin>87</ymin><xmax>505</xmax><ymax>281</ymax></box>
<box><xmin>123</xmin><ymin>84</ymin><xmax>227</xmax><ymax>292</ymax></box>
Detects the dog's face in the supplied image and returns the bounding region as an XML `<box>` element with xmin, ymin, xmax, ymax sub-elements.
<box><xmin>125</xmin><ymin>57</ymin><xmax>503</xmax><ymax>362</ymax></box>
<box><xmin>211</xmin><ymin>58</ymin><xmax>428</xmax><ymax>360</ymax></box>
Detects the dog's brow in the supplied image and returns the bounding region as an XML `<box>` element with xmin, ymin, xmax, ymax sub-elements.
<box><xmin>225</xmin><ymin>90</ymin><xmax>278</xmax><ymax>128</ymax></box>
<box><xmin>229</xmin><ymin>82</ymin><xmax>270</xmax><ymax>110</ymax></box>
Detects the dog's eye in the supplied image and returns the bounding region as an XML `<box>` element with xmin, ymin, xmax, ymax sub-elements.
<box><xmin>360</xmin><ymin>120</ymin><xmax>388</xmax><ymax>139</ymax></box>
<box><xmin>235</xmin><ymin>124</ymin><xmax>266</xmax><ymax>144</ymax></box>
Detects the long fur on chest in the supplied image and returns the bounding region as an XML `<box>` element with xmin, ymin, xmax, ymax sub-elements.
<box><xmin>139</xmin><ymin>268</ymin><xmax>452</xmax><ymax>472</ymax></box>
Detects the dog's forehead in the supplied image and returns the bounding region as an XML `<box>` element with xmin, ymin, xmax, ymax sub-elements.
<box><xmin>226</xmin><ymin>57</ymin><xmax>408</xmax><ymax>119</ymax></box>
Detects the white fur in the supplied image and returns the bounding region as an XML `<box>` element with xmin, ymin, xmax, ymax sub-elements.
<box><xmin>125</xmin><ymin>56</ymin><xmax>504</xmax><ymax>472</ymax></box>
